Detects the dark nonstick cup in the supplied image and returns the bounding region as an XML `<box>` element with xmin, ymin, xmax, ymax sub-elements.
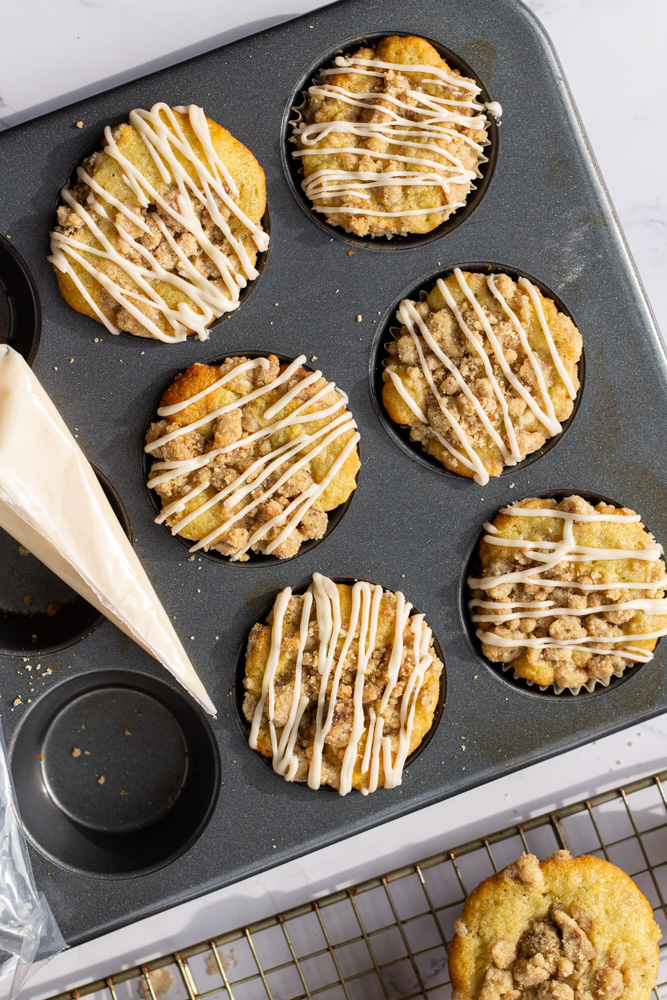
<box><xmin>0</xmin><ymin>234</ymin><xmax>41</xmax><ymax>365</ymax></box>
<box><xmin>9</xmin><ymin>668</ymin><xmax>220</xmax><ymax>878</ymax></box>
<box><xmin>460</xmin><ymin>489</ymin><xmax>661</xmax><ymax>698</ymax></box>
<box><xmin>282</xmin><ymin>32</ymin><xmax>499</xmax><ymax>251</ymax></box>
<box><xmin>233</xmin><ymin>574</ymin><xmax>447</xmax><ymax>791</ymax></box>
<box><xmin>0</xmin><ymin>467</ymin><xmax>132</xmax><ymax>655</ymax></box>
<box><xmin>370</xmin><ymin>261</ymin><xmax>585</xmax><ymax>480</ymax></box>
<box><xmin>143</xmin><ymin>350</ymin><xmax>360</xmax><ymax>566</ymax></box>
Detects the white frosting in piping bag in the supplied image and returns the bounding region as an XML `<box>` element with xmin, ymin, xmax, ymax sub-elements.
<box><xmin>469</xmin><ymin>504</ymin><xmax>667</xmax><ymax>664</ymax></box>
<box><xmin>391</xmin><ymin>269</ymin><xmax>576</xmax><ymax>486</ymax></box>
<box><xmin>0</xmin><ymin>346</ymin><xmax>215</xmax><ymax>715</ymax></box>
<box><xmin>294</xmin><ymin>55</ymin><xmax>501</xmax><ymax>221</ymax></box>
<box><xmin>249</xmin><ymin>573</ymin><xmax>435</xmax><ymax>796</ymax></box>
<box><xmin>49</xmin><ymin>103</ymin><xmax>269</xmax><ymax>342</ymax></box>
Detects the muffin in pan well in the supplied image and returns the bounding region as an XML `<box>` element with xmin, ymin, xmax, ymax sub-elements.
<box><xmin>50</xmin><ymin>103</ymin><xmax>268</xmax><ymax>342</ymax></box>
<box><xmin>292</xmin><ymin>35</ymin><xmax>499</xmax><ymax>239</ymax></box>
<box><xmin>242</xmin><ymin>573</ymin><xmax>444</xmax><ymax>795</ymax></box>
<box><xmin>382</xmin><ymin>269</ymin><xmax>582</xmax><ymax>484</ymax></box>
<box><xmin>145</xmin><ymin>355</ymin><xmax>360</xmax><ymax>561</ymax></box>
<box><xmin>468</xmin><ymin>494</ymin><xmax>667</xmax><ymax>692</ymax></box>
<box><xmin>448</xmin><ymin>850</ymin><xmax>661</xmax><ymax>1000</ymax></box>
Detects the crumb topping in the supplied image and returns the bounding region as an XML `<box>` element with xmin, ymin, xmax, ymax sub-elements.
<box><xmin>145</xmin><ymin>356</ymin><xmax>359</xmax><ymax>561</ymax></box>
<box><xmin>469</xmin><ymin>496</ymin><xmax>667</xmax><ymax>690</ymax></box>
<box><xmin>293</xmin><ymin>36</ymin><xmax>495</xmax><ymax>238</ymax></box>
<box><xmin>382</xmin><ymin>270</ymin><xmax>582</xmax><ymax>483</ymax></box>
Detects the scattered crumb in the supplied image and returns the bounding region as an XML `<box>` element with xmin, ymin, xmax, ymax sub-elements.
<box><xmin>75</xmin><ymin>121</ymin><xmax>83</xmax><ymax>128</ymax></box>
<box><xmin>188</xmin><ymin>555</ymin><xmax>195</xmax><ymax>562</ymax></box>
<box><xmin>311</xmin><ymin>355</ymin><xmax>317</xmax><ymax>361</ymax></box>
<box><xmin>21</xmin><ymin>594</ymin><xmax>32</xmax><ymax>605</ymax></box>
<box><xmin>45</xmin><ymin>602</ymin><xmax>60</xmax><ymax>617</ymax></box>
<box><xmin>94</xmin><ymin>337</ymin><xmax>99</xmax><ymax>343</ymax></box>
<box><xmin>124</xmin><ymin>729</ymin><xmax>132</xmax><ymax>736</ymax></box>
<box><xmin>474</xmin><ymin>674</ymin><xmax>478</xmax><ymax>680</ymax></box>
<box><xmin>509</xmin><ymin>482</ymin><xmax>515</xmax><ymax>488</ymax></box>
<box><xmin>347</xmin><ymin>250</ymin><xmax>355</xmax><ymax>256</ymax></box>
<box><xmin>138</xmin><ymin>968</ymin><xmax>174</xmax><ymax>999</ymax></box>
<box><xmin>71</xmin><ymin>747</ymin><xmax>81</xmax><ymax>758</ymax></box>
<box><xmin>461</xmin><ymin>745</ymin><xmax>466</xmax><ymax>751</ymax></box>
<box><xmin>38</xmin><ymin>753</ymin><xmax>45</xmax><ymax>761</ymax></box>
<box><xmin>335</xmin><ymin>288</ymin><xmax>339</xmax><ymax>293</ymax></box>
<box><xmin>69</xmin><ymin>358</ymin><xmax>74</xmax><ymax>364</ymax></box>
<box><xmin>190</xmin><ymin>636</ymin><xmax>195</xmax><ymax>640</ymax></box>
<box><xmin>119</xmin><ymin>790</ymin><xmax>127</xmax><ymax>797</ymax></box>
<box><xmin>24</xmin><ymin>664</ymin><xmax>32</xmax><ymax>671</ymax></box>
<box><xmin>97</xmin><ymin>775</ymin><xmax>105</xmax><ymax>785</ymax></box>
<box><xmin>274</xmin><ymin>302</ymin><xmax>279</xmax><ymax>306</ymax></box>
<box><xmin>13</xmin><ymin>697</ymin><xmax>21</xmax><ymax>707</ymax></box>
<box><xmin>356</xmin><ymin>314</ymin><xmax>362</xmax><ymax>322</ymax></box>
<box><xmin>84</xmin><ymin>750</ymin><xmax>90</xmax><ymax>755</ymax></box>
<box><xmin>215</xmin><ymin>635</ymin><xmax>219</xmax><ymax>640</ymax></box>
<box><xmin>18</xmin><ymin>545</ymin><xmax>29</xmax><ymax>556</ymax></box>
<box><xmin>53</xmin><ymin>367</ymin><xmax>58</xmax><ymax>371</ymax></box>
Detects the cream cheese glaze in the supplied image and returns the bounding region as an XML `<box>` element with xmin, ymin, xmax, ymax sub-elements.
<box><xmin>294</xmin><ymin>54</ymin><xmax>500</xmax><ymax>222</ymax></box>
<box><xmin>49</xmin><ymin>103</ymin><xmax>269</xmax><ymax>342</ymax></box>
<box><xmin>248</xmin><ymin>573</ymin><xmax>436</xmax><ymax>796</ymax></box>
<box><xmin>0</xmin><ymin>346</ymin><xmax>215</xmax><ymax>714</ymax></box>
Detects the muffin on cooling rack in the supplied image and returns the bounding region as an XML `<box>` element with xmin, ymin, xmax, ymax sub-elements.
<box><xmin>242</xmin><ymin>572</ymin><xmax>444</xmax><ymax>795</ymax></box>
<box><xmin>468</xmin><ymin>495</ymin><xmax>667</xmax><ymax>691</ymax></box>
<box><xmin>292</xmin><ymin>35</ymin><xmax>500</xmax><ymax>238</ymax></box>
<box><xmin>50</xmin><ymin>103</ymin><xmax>268</xmax><ymax>341</ymax></box>
<box><xmin>382</xmin><ymin>269</ymin><xmax>582</xmax><ymax>484</ymax></box>
<box><xmin>145</xmin><ymin>355</ymin><xmax>360</xmax><ymax>561</ymax></box>
<box><xmin>448</xmin><ymin>851</ymin><xmax>661</xmax><ymax>1000</ymax></box>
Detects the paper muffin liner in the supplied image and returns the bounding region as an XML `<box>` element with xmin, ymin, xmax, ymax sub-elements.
<box><xmin>500</xmin><ymin>659</ymin><xmax>639</xmax><ymax>696</ymax></box>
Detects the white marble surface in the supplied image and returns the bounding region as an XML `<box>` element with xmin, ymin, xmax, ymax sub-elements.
<box><xmin>1</xmin><ymin>0</ymin><xmax>666</xmax><ymax>996</ymax></box>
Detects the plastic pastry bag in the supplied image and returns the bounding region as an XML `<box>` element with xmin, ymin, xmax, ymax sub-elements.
<box><xmin>0</xmin><ymin>717</ymin><xmax>65</xmax><ymax>999</ymax></box>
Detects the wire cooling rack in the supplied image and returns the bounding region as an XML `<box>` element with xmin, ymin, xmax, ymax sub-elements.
<box><xmin>52</xmin><ymin>769</ymin><xmax>667</xmax><ymax>1000</ymax></box>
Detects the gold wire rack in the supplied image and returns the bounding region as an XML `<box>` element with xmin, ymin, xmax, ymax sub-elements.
<box><xmin>53</xmin><ymin>769</ymin><xmax>667</xmax><ymax>1000</ymax></box>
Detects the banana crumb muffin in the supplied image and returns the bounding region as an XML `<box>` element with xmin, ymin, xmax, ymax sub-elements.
<box><xmin>243</xmin><ymin>573</ymin><xmax>444</xmax><ymax>794</ymax></box>
<box><xmin>50</xmin><ymin>103</ymin><xmax>268</xmax><ymax>341</ymax></box>
<box><xmin>292</xmin><ymin>35</ymin><xmax>500</xmax><ymax>238</ymax></box>
<box><xmin>468</xmin><ymin>495</ymin><xmax>667</xmax><ymax>691</ymax></box>
<box><xmin>448</xmin><ymin>851</ymin><xmax>661</xmax><ymax>1000</ymax></box>
<box><xmin>382</xmin><ymin>269</ymin><xmax>582</xmax><ymax>484</ymax></box>
<box><xmin>145</xmin><ymin>355</ymin><xmax>360</xmax><ymax>561</ymax></box>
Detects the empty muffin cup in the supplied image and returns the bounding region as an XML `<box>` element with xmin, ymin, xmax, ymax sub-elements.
<box><xmin>0</xmin><ymin>467</ymin><xmax>131</xmax><ymax>654</ymax></box>
<box><xmin>10</xmin><ymin>668</ymin><xmax>220</xmax><ymax>877</ymax></box>
<box><xmin>0</xmin><ymin>234</ymin><xmax>41</xmax><ymax>365</ymax></box>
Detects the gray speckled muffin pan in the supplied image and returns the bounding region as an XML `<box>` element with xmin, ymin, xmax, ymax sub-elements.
<box><xmin>0</xmin><ymin>0</ymin><xmax>666</xmax><ymax>946</ymax></box>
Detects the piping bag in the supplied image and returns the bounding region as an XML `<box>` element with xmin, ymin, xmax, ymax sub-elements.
<box><xmin>0</xmin><ymin>345</ymin><xmax>216</xmax><ymax>715</ymax></box>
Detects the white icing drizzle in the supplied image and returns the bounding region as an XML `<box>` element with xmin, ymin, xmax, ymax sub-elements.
<box><xmin>145</xmin><ymin>356</ymin><xmax>359</xmax><ymax>559</ymax></box>
<box><xmin>293</xmin><ymin>52</ymin><xmax>500</xmax><ymax>221</ymax></box>
<box><xmin>49</xmin><ymin>103</ymin><xmax>269</xmax><ymax>342</ymax></box>
<box><xmin>468</xmin><ymin>504</ymin><xmax>667</xmax><ymax>664</ymax></box>
<box><xmin>389</xmin><ymin>269</ymin><xmax>577</xmax><ymax>485</ymax></box>
<box><xmin>249</xmin><ymin>574</ymin><xmax>436</xmax><ymax>796</ymax></box>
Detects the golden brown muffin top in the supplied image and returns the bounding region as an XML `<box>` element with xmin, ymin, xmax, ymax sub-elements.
<box><xmin>448</xmin><ymin>852</ymin><xmax>661</xmax><ymax>1000</ymax></box>
<box><xmin>243</xmin><ymin>573</ymin><xmax>444</xmax><ymax>794</ymax></box>
<box><xmin>145</xmin><ymin>356</ymin><xmax>359</xmax><ymax>561</ymax></box>
<box><xmin>293</xmin><ymin>36</ymin><xmax>499</xmax><ymax>238</ymax></box>
<box><xmin>382</xmin><ymin>270</ymin><xmax>582</xmax><ymax>483</ymax></box>
<box><xmin>468</xmin><ymin>495</ymin><xmax>667</xmax><ymax>691</ymax></box>
<box><xmin>50</xmin><ymin>103</ymin><xmax>268</xmax><ymax>341</ymax></box>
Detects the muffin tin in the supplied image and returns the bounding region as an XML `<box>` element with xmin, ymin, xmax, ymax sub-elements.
<box><xmin>0</xmin><ymin>0</ymin><xmax>666</xmax><ymax>946</ymax></box>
